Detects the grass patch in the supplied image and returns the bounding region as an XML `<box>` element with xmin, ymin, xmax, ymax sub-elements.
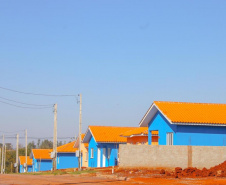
<box><xmin>68</xmin><ymin>170</ymin><xmax>96</xmax><ymax>175</ymax></box>
<box><xmin>17</xmin><ymin>169</ymin><xmax>96</xmax><ymax>176</ymax></box>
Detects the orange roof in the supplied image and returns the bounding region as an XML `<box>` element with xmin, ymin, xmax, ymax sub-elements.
<box><xmin>19</xmin><ymin>156</ymin><xmax>32</xmax><ymax>166</ymax></box>
<box><xmin>32</xmin><ymin>149</ymin><xmax>52</xmax><ymax>160</ymax></box>
<box><xmin>121</xmin><ymin>127</ymin><xmax>148</xmax><ymax>137</ymax></box>
<box><xmin>57</xmin><ymin>141</ymin><xmax>76</xmax><ymax>153</ymax></box>
<box><xmin>84</xmin><ymin>143</ymin><xmax>89</xmax><ymax>148</ymax></box>
<box><xmin>89</xmin><ymin>126</ymin><xmax>137</xmax><ymax>143</ymax></box>
<box><xmin>154</xmin><ymin>101</ymin><xmax>226</xmax><ymax>124</ymax></box>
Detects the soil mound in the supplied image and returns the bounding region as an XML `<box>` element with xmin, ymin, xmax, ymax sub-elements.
<box><xmin>170</xmin><ymin>160</ymin><xmax>226</xmax><ymax>178</ymax></box>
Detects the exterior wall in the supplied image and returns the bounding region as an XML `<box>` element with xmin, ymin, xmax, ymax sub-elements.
<box><xmin>81</xmin><ymin>144</ymin><xmax>88</xmax><ymax>167</ymax></box>
<box><xmin>56</xmin><ymin>153</ymin><xmax>79</xmax><ymax>170</ymax></box>
<box><xmin>19</xmin><ymin>165</ymin><xmax>32</xmax><ymax>173</ymax></box>
<box><xmin>88</xmin><ymin>135</ymin><xmax>120</xmax><ymax>168</ymax></box>
<box><xmin>148</xmin><ymin>111</ymin><xmax>226</xmax><ymax>146</ymax></box>
<box><xmin>32</xmin><ymin>157</ymin><xmax>52</xmax><ymax>172</ymax></box>
<box><xmin>127</xmin><ymin>136</ymin><xmax>148</xmax><ymax>145</ymax></box>
<box><xmin>119</xmin><ymin>145</ymin><xmax>226</xmax><ymax>169</ymax></box>
<box><xmin>88</xmin><ymin>136</ymin><xmax>98</xmax><ymax>167</ymax></box>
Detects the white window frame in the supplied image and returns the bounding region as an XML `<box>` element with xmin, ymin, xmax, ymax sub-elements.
<box><xmin>166</xmin><ymin>132</ymin><xmax>173</xmax><ymax>145</ymax></box>
<box><xmin>90</xmin><ymin>148</ymin><xmax>94</xmax><ymax>158</ymax></box>
<box><xmin>107</xmin><ymin>148</ymin><xmax>111</xmax><ymax>159</ymax></box>
<box><xmin>85</xmin><ymin>152</ymin><xmax>88</xmax><ymax>161</ymax></box>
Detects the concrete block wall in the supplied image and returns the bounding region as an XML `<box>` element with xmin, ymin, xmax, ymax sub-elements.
<box><xmin>119</xmin><ymin>145</ymin><xmax>226</xmax><ymax>169</ymax></box>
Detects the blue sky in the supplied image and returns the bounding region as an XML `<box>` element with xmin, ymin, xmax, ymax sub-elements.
<box><xmin>0</xmin><ymin>1</ymin><xmax>226</xmax><ymax>146</ymax></box>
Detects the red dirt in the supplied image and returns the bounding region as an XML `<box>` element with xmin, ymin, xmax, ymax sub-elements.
<box><xmin>171</xmin><ymin>160</ymin><xmax>226</xmax><ymax>178</ymax></box>
<box><xmin>1</xmin><ymin>174</ymin><xmax>226</xmax><ymax>185</ymax></box>
<box><xmin>1</xmin><ymin>161</ymin><xmax>226</xmax><ymax>184</ymax></box>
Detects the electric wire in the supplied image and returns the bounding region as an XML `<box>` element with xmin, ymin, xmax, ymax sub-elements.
<box><xmin>0</xmin><ymin>135</ymin><xmax>74</xmax><ymax>140</ymax></box>
<box><xmin>0</xmin><ymin>96</ymin><xmax>53</xmax><ymax>107</ymax></box>
<box><xmin>0</xmin><ymin>86</ymin><xmax>76</xmax><ymax>97</ymax></box>
<box><xmin>0</xmin><ymin>130</ymin><xmax>25</xmax><ymax>133</ymax></box>
<box><xmin>0</xmin><ymin>100</ymin><xmax>53</xmax><ymax>109</ymax></box>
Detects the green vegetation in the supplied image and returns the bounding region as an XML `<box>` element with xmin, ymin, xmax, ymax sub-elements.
<box><xmin>18</xmin><ymin>169</ymin><xmax>96</xmax><ymax>176</ymax></box>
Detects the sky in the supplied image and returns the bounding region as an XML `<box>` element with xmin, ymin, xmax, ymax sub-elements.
<box><xmin>0</xmin><ymin>0</ymin><xmax>226</xmax><ymax>146</ymax></box>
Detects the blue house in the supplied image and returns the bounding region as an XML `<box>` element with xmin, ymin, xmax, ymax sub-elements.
<box><xmin>30</xmin><ymin>149</ymin><xmax>53</xmax><ymax>172</ymax></box>
<box><xmin>83</xmin><ymin>126</ymin><xmax>136</xmax><ymax>168</ymax></box>
<box><xmin>56</xmin><ymin>141</ymin><xmax>79</xmax><ymax>169</ymax></box>
<box><xmin>19</xmin><ymin>156</ymin><xmax>32</xmax><ymax>173</ymax></box>
<box><xmin>139</xmin><ymin>101</ymin><xmax>226</xmax><ymax>146</ymax></box>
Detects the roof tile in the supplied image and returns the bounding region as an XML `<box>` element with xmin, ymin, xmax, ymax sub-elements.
<box><xmin>154</xmin><ymin>101</ymin><xmax>226</xmax><ymax>124</ymax></box>
<box><xmin>32</xmin><ymin>149</ymin><xmax>52</xmax><ymax>160</ymax></box>
<box><xmin>121</xmin><ymin>127</ymin><xmax>148</xmax><ymax>137</ymax></box>
<box><xmin>57</xmin><ymin>141</ymin><xmax>76</xmax><ymax>153</ymax></box>
<box><xmin>19</xmin><ymin>156</ymin><xmax>32</xmax><ymax>165</ymax></box>
<box><xmin>89</xmin><ymin>126</ymin><xmax>137</xmax><ymax>143</ymax></box>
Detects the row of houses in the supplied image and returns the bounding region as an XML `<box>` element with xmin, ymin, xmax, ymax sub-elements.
<box><xmin>19</xmin><ymin>101</ymin><xmax>226</xmax><ymax>172</ymax></box>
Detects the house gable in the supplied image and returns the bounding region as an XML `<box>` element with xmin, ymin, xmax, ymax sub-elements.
<box><xmin>148</xmin><ymin>111</ymin><xmax>176</xmax><ymax>145</ymax></box>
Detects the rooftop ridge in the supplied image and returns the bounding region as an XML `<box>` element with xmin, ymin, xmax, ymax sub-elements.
<box><xmin>154</xmin><ymin>101</ymin><xmax>226</xmax><ymax>106</ymax></box>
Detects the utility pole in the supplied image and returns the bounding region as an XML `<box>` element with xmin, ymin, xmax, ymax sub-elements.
<box><xmin>16</xmin><ymin>134</ymin><xmax>19</xmax><ymax>173</ymax></box>
<box><xmin>3</xmin><ymin>145</ymin><xmax>6</xmax><ymax>174</ymax></box>
<box><xmin>0</xmin><ymin>148</ymin><xmax>1</xmax><ymax>173</ymax></box>
<box><xmin>1</xmin><ymin>134</ymin><xmax>4</xmax><ymax>174</ymax></box>
<box><xmin>25</xmin><ymin>129</ymin><xmax>27</xmax><ymax>172</ymax></box>
<box><xmin>78</xmin><ymin>94</ymin><xmax>82</xmax><ymax>171</ymax></box>
<box><xmin>53</xmin><ymin>104</ymin><xmax>57</xmax><ymax>171</ymax></box>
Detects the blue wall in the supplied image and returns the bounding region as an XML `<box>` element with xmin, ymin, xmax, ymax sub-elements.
<box><xmin>148</xmin><ymin>111</ymin><xmax>226</xmax><ymax>146</ymax></box>
<box><xmin>19</xmin><ymin>165</ymin><xmax>32</xmax><ymax>173</ymax></box>
<box><xmin>88</xmin><ymin>135</ymin><xmax>119</xmax><ymax>168</ymax></box>
<box><xmin>32</xmin><ymin>157</ymin><xmax>52</xmax><ymax>172</ymax></box>
<box><xmin>56</xmin><ymin>153</ymin><xmax>79</xmax><ymax>169</ymax></box>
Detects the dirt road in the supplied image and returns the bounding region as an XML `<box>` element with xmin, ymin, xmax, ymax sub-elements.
<box><xmin>1</xmin><ymin>174</ymin><xmax>226</xmax><ymax>185</ymax></box>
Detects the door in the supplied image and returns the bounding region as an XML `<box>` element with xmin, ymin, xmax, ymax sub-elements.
<box><xmin>167</xmin><ymin>132</ymin><xmax>173</xmax><ymax>145</ymax></box>
<box><xmin>151</xmin><ymin>130</ymin><xmax>159</xmax><ymax>145</ymax></box>
<box><xmin>102</xmin><ymin>148</ymin><xmax>106</xmax><ymax>167</ymax></box>
<box><xmin>97</xmin><ymin>148</ymin><xmax>101</xmax><ymax>167</ymax></box>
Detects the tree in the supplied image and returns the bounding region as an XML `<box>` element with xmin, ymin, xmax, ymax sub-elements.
<box><xmin>27</xmin><ymin>141</ymin><xmax>36</xmax><ymax>154</ymax></box>
<box><xmin>57</xmin><ymin>141</ymin><xmax>63</xmax><ymax>146</ymax></box>
<box><xmin>39</xmin><ymin>140</ymin><xmax>53</xmax><ymax>149</ymax></box>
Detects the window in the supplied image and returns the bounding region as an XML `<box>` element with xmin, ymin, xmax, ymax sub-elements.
<box><xmin>85</xmin><ymin>152</ymin><xmax>88</xmax><ymax>161</ymax></box>
<box><xmin>167</xmin><ymin>132</ymin><xmax>173</xmax><ymax>145</ymax></box>
<box><xmin>107</xmin><ymin>148</ymin><xmax>111</xmax><ymax>159</ymax></box>
<box><xmin>90</xmin><ymin>148</ymin><xmax>94</xmax><ymax>158</ymax></box>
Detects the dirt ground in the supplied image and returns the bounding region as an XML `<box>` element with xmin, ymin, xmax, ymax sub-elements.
<box><xmin>0</xmin><ymin>171</ymin><xmax>226</xmax><ymax>185</ymax></box>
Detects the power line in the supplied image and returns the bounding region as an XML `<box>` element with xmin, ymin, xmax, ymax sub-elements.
<box><xmin>1</xmin><ymin>136</ymin><xmax>73</xmax><ymax>139</ymax></box>
<box><xmin>0</xmin><ymin>130</ymin><xmax>25</xmax><ymax>133</ymax></box>
<box><xmin>0</xmin><ymin>100</ymin><xmax>53</xmax><ymax>109</ymax></box>
<box><xmin>0</xmin><ymin>86</ymin><xmax>76</xmax><ymax>97</ymax></box>
<box><xmin>0</xmin><ymin>96</ymin><xmax>53</xmax><ymax>107</ymax></box>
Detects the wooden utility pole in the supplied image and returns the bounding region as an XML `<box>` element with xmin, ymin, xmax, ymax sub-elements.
<box><xmin>0</xmin><ymin>148</ymin><xmax>1</xmax><ymax>173</ymax></box>
<box><xmin>3</xmin><ymin>145</ymin><xmax>6</xmax><ymax>174</ymax></box>
<box><xmin>1</xmin><ymin>134</ymin><xmax>4</xmax><ymax>174</ymax></box>
<box><xmin>53</xmin><ymin>104</ymin><xmax>57</xmax><ymax>171</ymax></box>
<box><xmin>25</xmin><ymin>129</ymin><xmax>27</xmax><ymax>172</ymax></box>
<box><xmin>78</xmin><ymin>94</ymin><xmax>82</xmax><ymax>171</ymax></box>
<box><xmin>16</xmin><ymin>134</ymin><xmax>19</xmax><ymax>173</ymax></box>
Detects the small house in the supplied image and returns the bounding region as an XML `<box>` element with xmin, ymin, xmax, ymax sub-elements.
<box><xmin>30</xmin><ymin>149</ymin><xmax>52</xmax><ymax>172</ymax></box>
<box><xmin>120</xmin><ymin>127</ymin><xmax>148</xmax><ymax>145</ymax></box>
<box><xmin>139</xmin><ymin>101</ymin><xmax>226</xmax><ymax>146</ymax></box>
<box><xmin>56</xmin><ymin>141</ymin><xmax>78</xmax><ymax>169</ymax></box>
<box><xmin>74</xmin><ymin>134</ymin><xmax>89</xmax><ymax>168</ymax></box>
<box><xmin>19</xmin><ymin>156</ymin><xmax>32</xmax><ymax>173</ymax></box>
<box><xmin>83</xmin><ymin>126</ymin><xmax>137</xmax><ymax>168</ymax></box>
